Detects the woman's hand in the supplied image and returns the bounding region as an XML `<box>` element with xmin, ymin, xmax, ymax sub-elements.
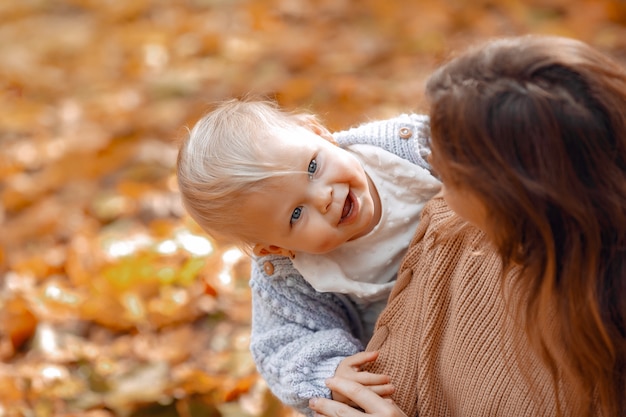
<box><xmin>309</xmin><ymin>377</ymin><xmax>407</xmax><ymax>417</ymax></box>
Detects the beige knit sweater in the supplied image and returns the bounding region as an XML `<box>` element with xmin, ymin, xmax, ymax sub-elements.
<box><xmin>365</xmin><ymin>196</ymin><xmax>580</xmax><ymax>417</ymax></box>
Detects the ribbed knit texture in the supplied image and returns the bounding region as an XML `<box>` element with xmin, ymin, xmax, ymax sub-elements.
<box><xmin>365</xmin><ymin>196</ymin><xmax>582</xmax><ymax>417</ymax></box>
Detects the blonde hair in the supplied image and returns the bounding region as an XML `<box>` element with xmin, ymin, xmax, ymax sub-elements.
<box><xmin>176</xmin><ymin>98</ymin><xmax>316</xmax><ymax>246</ymax></box>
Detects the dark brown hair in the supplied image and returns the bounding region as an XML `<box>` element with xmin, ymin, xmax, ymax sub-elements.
<box><xmin>426</xmin><ymin>35</ymin><xmax>626</xmax><ymax>416</ymax></box>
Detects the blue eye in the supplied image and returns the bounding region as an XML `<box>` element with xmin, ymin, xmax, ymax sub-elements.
<box><xmin>307</xmin><ymin>159</ymin><xmax>317</xmax><ymax>176</ymax></box>
<box><xmin>290</xmin><ymin>207</ymin><xmax>303</xmax><ymax>225</ymax></box>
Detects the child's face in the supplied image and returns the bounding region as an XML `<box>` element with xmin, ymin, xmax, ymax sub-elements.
<box><xmin>243</xmin><ymin>126</ymin><xmax>380</xmax><ymax>255</ymax></box>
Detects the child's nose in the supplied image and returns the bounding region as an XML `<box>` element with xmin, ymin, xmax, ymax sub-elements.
<box><xmin>311</xmin><ymin>184</ymin><xmax>332</xmax><ymax>213</ymax></box>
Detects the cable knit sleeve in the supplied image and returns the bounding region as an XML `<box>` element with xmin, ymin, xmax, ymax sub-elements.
<box><xmin>333</xmin><ymin>113</ymin><xmax>435</xmax><ymax>176</ymax></box>
<box><xmin>249</xmin><ymin>255</ymin><xmax>365</xmax><ymax>416</ymax></box>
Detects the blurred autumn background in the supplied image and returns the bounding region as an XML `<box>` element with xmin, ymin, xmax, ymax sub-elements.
<box><xmin>1</xmin><ymin>0</ymin><xmax>625</xmax><ymax>416</ymax></box>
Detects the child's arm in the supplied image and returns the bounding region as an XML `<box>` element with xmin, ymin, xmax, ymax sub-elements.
<box><xmin>332</xmin><ymin>351</ymin><xmax>394</xmax><ymax>406</ymax></box>
<box><xmin>249</xmin><ymin>255</ymin><xmax>366</xmax><ymax>416</ymax></box>
<box><xmin>334</xmin><ymin>113</ymin><xmax>435</xmax><ymax>176</ymax></box>
<box><xmin>250</xmin><ymin>114</ymin><xmax>434</xmax><ymax>416</ymax></box>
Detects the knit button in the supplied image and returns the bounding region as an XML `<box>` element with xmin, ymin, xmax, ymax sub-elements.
<box><xmin>399</xmin><ymin>127</ymin><xmax>412</xmax><ymax>139</ymax></box>
<box><xmin>263</xmin><ymin>261</ymin><xmax>275</xmax><ymax>275</ymax></box>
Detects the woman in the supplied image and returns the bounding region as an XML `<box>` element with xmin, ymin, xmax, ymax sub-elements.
<box><xmin>309</xmin><ymin>35</ymin><xmax>626</xmax><ymax>417</ymax></box>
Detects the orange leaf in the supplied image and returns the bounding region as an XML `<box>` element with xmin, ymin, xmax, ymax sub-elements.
<box><xmin>0</xmin><ymin>296</ymin><xmax>38</xmax><ymax>351</ymax></box>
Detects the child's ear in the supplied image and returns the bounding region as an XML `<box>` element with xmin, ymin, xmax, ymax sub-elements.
<box><xmin>296</xmin><ymin>115</ymin><xmax>337</xmax><ymax>145</ymax></box>
<box><xmin>253</xmin><ymin>243</ymin><xmax>295</xmax><ymax>258</ymax></box>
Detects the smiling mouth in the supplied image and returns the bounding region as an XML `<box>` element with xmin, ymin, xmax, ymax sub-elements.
<box><xmin>339</xmin><ymin>192</ymin><xmax>356</xmax><ymax>223</ymax></box>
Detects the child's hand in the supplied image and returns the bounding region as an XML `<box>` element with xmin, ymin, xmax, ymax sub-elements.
<box><xmin>331</xmin><ymin>351</ymin><xmax>395</xmax><ymax>407</ymax></box>
<box><xmin>310</xmin><ymin>377</ymin><xmax>407</xmax><ymax>417</ymax></box>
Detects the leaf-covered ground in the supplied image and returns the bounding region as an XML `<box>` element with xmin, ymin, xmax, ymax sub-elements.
<box><xmin>1</xmin><ymin>1</ymin><xmax>625</xmax><ymax>416</ymax></box>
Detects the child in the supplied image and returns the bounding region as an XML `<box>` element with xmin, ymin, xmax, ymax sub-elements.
<box><xmin>176</xmin><ymin>98</ymin><xmax>440</xmax><ymax>415</ymax></box>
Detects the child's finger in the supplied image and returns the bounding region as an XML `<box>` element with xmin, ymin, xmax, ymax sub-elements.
<box><xmin>324</xmin><ymin>377</ymin><xmax>406</xmax><ymax>416</ymax></box>
<box><xmin>367</xmin><ymin>383</ymin><xmax>396</xmax><ymax>397</ymax></box>
<box><xmin>352</xmin><ymin>371</ymin><xmax>391</xmax><ymax>386</ymax></box>
<box><xmin>309</xmin><ymin>397</ymin><xmax>365</xmax><ymax>417</ymax></box>
<box><xmin>341</xmin><ymin>350</ymin><xmax>379</xmax><ymax>368</ymax></box>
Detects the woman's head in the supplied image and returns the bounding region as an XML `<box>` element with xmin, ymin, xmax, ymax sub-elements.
<box><xmin>426</xmin><ymin>35</ymin><xmax>626</xmax><ymax>415</ymax></box>
<box><xmin>426</xmin><ymin>35</ymin><xmax>626</xmax><ymax>251</ymax></box>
